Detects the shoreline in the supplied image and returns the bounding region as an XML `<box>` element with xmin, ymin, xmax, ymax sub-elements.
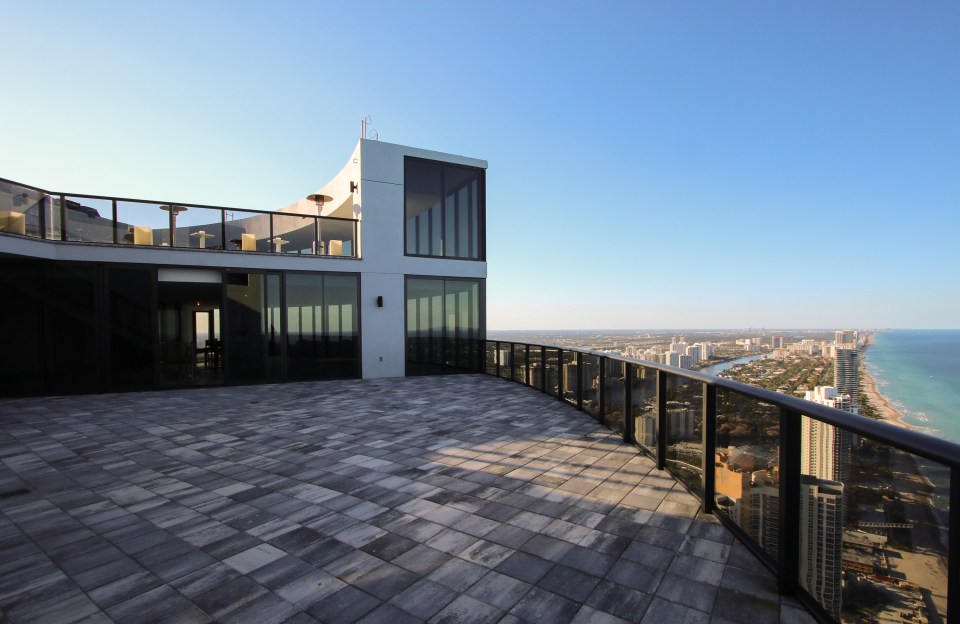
<box><xmin>860</xmin><ymin>335</ymin><xmax>913</xmax><ymax>430</ymax></box>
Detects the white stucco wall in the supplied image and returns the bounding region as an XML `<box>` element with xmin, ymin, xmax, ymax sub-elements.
<box><xmin>356</xmin><ymin>140</ymin><xmax>487</xmax><ymax>378</ymax></box>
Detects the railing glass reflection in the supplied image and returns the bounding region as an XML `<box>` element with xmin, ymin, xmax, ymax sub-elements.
<box><xmin>0</xmin><ymin>177</ymin><xmax>359</xmax><ymax>257</ymax></box>
<box><xmin>479</xmin><ymin>339</ymin><xmax>959</xmax><ymax>624</ymax></box>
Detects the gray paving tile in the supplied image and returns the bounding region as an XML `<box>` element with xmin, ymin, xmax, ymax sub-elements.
<box><xmin>430</xmin><ymin>594</ymin><xmax>504</xmax><ymax>624</ymax></box>
<box><xmin>0</xmin><ymin>376</ymin><xmax>819</xmax><ymax>624</ymax></box>
<box><xmin>307</xmin><ymin>585</ymin><xmax>381</xmax><ymax>623</ymax></box>
<box><xmin>586</xmin><ymin>579</ymin><xmax>654</xmax><ymax>621</ymax></box>
<box><xmin>389</xmin><ymin>578</ymin><xmax>459</xmax><ymax>620</ymax></box>
<box><xmin>509</xmin><ymin>586</ymin><xmax>580</xmax><ymax>622</ymax></box>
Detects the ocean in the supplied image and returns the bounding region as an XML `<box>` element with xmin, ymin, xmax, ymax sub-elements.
<box><xmin>865</xmin><ymin>329</ymin><xmax>960</xmax><ymax>444</ymax></box>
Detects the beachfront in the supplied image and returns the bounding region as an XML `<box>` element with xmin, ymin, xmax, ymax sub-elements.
<box><xmin>857</xmin><ymin>337</ymin><xmax>948</xmax><ymax>622</ymax></box>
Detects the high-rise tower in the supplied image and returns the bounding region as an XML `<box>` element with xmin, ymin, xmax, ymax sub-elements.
<box><xmin>799</xmin><ymin>476</ymin><xmax>844</xmax><ymax>621</ymax></box>
<box><xmin>834</xmin><ymin>348</ymin><xmax>859</xmax><ymax>409</ymax></box>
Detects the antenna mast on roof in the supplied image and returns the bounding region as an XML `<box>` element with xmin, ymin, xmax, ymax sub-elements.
<box><xmin>361</xmin><ymin>115</ymin><xmax>379</xmax><ymax>141</ymax></box>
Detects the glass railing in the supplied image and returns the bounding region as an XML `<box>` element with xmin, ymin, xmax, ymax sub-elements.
<box><xmin>481</xmin><ymin>339</ymin><xmax>957</xmax><ymax>624</ymax></box>
<box><xmin>0</xmin><ymin>177</ymin><xmax>359</xmax><ymax>258</ymax></box>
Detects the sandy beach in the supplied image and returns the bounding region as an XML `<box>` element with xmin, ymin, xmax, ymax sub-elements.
<box><xmin>860</xmin><ymin>335</ymin><xmax>913</xmax><ymax>430</ymax></box>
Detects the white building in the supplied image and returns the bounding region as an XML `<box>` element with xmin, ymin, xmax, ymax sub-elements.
<box><xmin>0</xmin><ymin>139</ymin><xmax>488</xmax><ymax>395</ymax></box>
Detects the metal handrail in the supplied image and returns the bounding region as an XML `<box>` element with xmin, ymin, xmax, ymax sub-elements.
<box><xmin>0</xmin><ymin>175</ymin><xmax>358</xmax><ymax>222</ymax></box>
<box><xmin>560</xmin><ymin>344</ymin><xmax>960</xmax><ymax>468</ymax></box>
<box><xmin>480</xmin><ymin>338</ymin><xmax>958</xmax><ymax>624</ymax></box>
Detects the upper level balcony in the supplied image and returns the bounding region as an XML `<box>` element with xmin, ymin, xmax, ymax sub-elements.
<box><xmin>0</xmin><ymin>177</ymin><xmax>359</xmax><ymax>259</ymax></box>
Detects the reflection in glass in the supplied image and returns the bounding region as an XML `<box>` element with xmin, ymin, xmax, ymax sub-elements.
<box><xmin>581</xmin><ymin>354</ymin><xmax>600</xmax><ymax>417</ymax></box>
<box><xmin>63</xmin><ymin>196</ymin><xmax>114</xmax><ymax>243</ymax></box>
<box><xmin>499</xmin><ymin>343</ymin><xmax>512</xmax><ymax>380</ymax></box>
<box><xmin>320</xmin><ymin>218</ymin><xmax>356</xmax><ymax>257</ymax></box>
<box><xmin>603</xmin><ymin>359</ymin><xmax>626</xmax><ymax>434</ymax></box>
<box><xmin>225</xmin><ymin>209</ymin><xmax>271</xmax><ymax>251</ymax></box>
<box><xmin>664</xmin><ymin>374</ymin><xmax>704</xmax><ymax>492</ymax></box>
<box><xmin>485</xmin><ymin>341</ymin><xmax>497</xmax><ymax>376</ymax></box>
<box><xmin>108</xmin><ymin>267</ymin><xmax>154</xmax><ymax>390</ymax></box>
<box><xmin>405</xmin><ymin>158</ymin><xmax>483</xmax><ymax>259</ymax></box>
<box><xmin>117</xmin><ymin>201</ymin><xmax>171</xmax><ymax>246</ymax></box>
<box><xmin>800</xmin><ymin>422</ymin><xmax>950</xmax><ymax>623</ymax></box>
<box><xmin>544</xmin><ymin>348</ymin><xmax>559</xmax><ymax>397</ymax></box>
<box><xmin>561</xmin><ymin>350</ymin><xmax>577</xmax><ymax>405</ymax></box>
<box><xmin>0</xmin><ymin>181</ymin><xmax>45</xmax><ymax>238</ymax></box>
<box><xmin>714</xmin><ymin>389</ymin><xmax>780</xmax><ymax>562</ymax></box>
<box><xmin>528</xmin><ymin>347</ymin><xmax>542</xmax><ymax>389</ymax></box>
<box><xmin>630</xmin><ymin>365</ymin><xmax>658</xmax><ymax>456</ymax></box>
<box><xmin>226</xmin><ymin>273</ymin><xmax>277</xmax><ymax>380</ymax></box>
<box><xmin>513</xmin><ymin>344</ymin><xmax>526</xmax><ymax>384</ymax></box>
<box><xmin>406</xmin><ymin>277</ymin><xmax>482</xmax><ymax>375</ymax></box>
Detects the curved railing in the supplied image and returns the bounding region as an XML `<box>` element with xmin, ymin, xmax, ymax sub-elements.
<box><xmin>0</xmin><ymin>176</ymin><xmax>358</xmax><ymax>257</ymax></box>
<box><xmin>481</xmin><ymin>340</ymin><xmax>959</xmax><ymax>624</ymax></box>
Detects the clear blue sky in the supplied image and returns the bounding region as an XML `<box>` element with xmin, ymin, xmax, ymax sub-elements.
<box><xmin>3</xmin><ymin>1</ymin><xmax>958</xmax><ymax>329</ymax></box>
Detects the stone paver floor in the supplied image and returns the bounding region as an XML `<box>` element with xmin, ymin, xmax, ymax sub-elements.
<box><xmin>0</xmin><ymin>375</ymin><xmax>816</xmax><ymax>623</ymax></box>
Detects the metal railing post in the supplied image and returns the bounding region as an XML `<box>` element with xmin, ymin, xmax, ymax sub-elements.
<box><xmin>778</xmin><ymin>407</ymin><xmax>801</xmax><ymax>595</ymax></box>
<box><xmin>702</xmin><ymin>384</ymin><xmax>717</xmax><ymax>514</ymax></box>
<box><xmin>39</xmin><ymin>194</ymin><xmax>47</xmax><ymax>239</ymax></box>
<box><xmin>657</xmin><ymin>370</ymin><xmax>667</xmax><ymax>470</ymax></box>
<box><xmin>597</xmin><ymin>356</ymin><xmax>606</xmax><ymax>424</ymax></box>
<box><xmin>59</xmin><ymin>194</ymin><xmax>67</xmax><ymax>240</ymax></box>
<box><xmin>950</xmin><ymin>466</ymin><xmax>960</xmax><ymax>624</ymax></box>
<box><xmin>623</xmin><ymin>363</ymin><xmax>634</xmax><ymax>444</ymax></box>
<box><xmin>576</xmin><ymin>351</ymin><xmax>584</xmax><ymax>411</ymax></box>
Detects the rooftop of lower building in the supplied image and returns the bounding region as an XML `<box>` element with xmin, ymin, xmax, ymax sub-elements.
<box><xmin>0</xmin><ymin>375</ymin><xmax>814</xmax><ymax>623</ymax></box>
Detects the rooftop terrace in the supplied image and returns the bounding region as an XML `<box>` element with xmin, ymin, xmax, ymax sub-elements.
<box><xmin>0</xmin><ymin>375</ymin><xmax>814</xmax><ymax>623</ymax></box>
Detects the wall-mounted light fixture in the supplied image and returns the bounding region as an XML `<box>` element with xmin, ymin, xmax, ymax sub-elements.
<box><xmin>377</xmin><ymin>296</ymin><xmax>383</xmax><ymax>308</ymax></box>
<box><xmin>350</xmin><ymin>181</ymin><xmax>358</xmax><ymax>193</ymax></box>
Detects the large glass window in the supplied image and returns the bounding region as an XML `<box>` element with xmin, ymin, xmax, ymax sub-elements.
<box><xmin>225</xmin><ymin>273</ymin><xmax>282</xmax><ymax>382</ymax></box>
<box><xmin>405</xmin><ymin>158</ymin><xmax>484</xmax><ymax>259</ymax></box>
<box><xmin>108</xmin><ymin>267</ymin><xmax>155</xmax><ymax>390</ymax></box>
<box><xmin>286</xmin><ymin>274</ymin><xmax>359</xmax><ymax>379</ymax></box>
<box><xmin>406</xmin><ymin>277</ymin><xmax>483</xmax><ymax>375</ymax></box>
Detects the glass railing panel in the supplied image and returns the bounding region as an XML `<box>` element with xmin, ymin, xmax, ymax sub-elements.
<box><xmin>714</xmin><ymin>389</ymin><xmax>780</xmax><ymax>563</ymax></box>
<box><xmin>664</xmin><ymin>373</ymin><xmax>704</xmax><ymax>493</ymax></box>
<box><xmin>62</xmin><ymin>196</ymin><xmax>114</xmax><ymax>243</ymax></box>
<box><xmin>484</xmin><ymin>341</ymin><xmax>497</xmax><ymax>375</ymax></box>
<box><xmin>528</xmin><ymin>347</ymin><xmax>542</xmax><ymax>389</ymax></box>
<box><xmin>225</xmin><ymin>209</ymin><xmax>271</xmax><ymax>252</ymax></box>
<box><xmin>797</xmin><ymin>417</ymin><xmax>949</xmax><ymax>623</ymax></box>
<box><xmin>116</xmin><ymin>201</ymin><xmax>172</xmax><ymax>247</ymax></box>
<box><xmin>581</xmin><ymin>354</ymin><xmax>600</xmax><ymax>417</ymax></box>
<box><xmin>603</xmin><ymin>359</ymin><xmax>626</xmax><ymax>435</ymax></box>
<box><xmin>630</xmin><ymin>365</ymin><xmax>658</xmax><ymax>457</ymax></box>
<box><xmin>319</xmin><ymin>217</ymin><xmax>356</xmax><ymax>257</ymax></box>
<box><xmin>273</xmin><ymin>213</ymin><xmax>318</xmax><ymax>255</ymax></box>
<box><xmin>561</xmin><ymin>350</ymin><xmax>577</xmax><ymax>405</ymax></box>
<box><xmin>498</xmin><ymin>343</ymin><xmax>512</xmax><ymax>380</ymax></box>
<box><xmin>168</xmin><ymin>205</ymin><xmax>224</xmax><ymax>250</ymax></box>
<box><xmin>544</xmin><ymin>348</ymin><xmax>559</xmax><ymax>396</ymax></box>
<box><xmin>512</xmin><ymin>344</ymin><xmax>526</xmax><ymax>384</ymax></box>
<box><xmin>0</xmin><ymin>181</ymin><xmax>45</xmax><ymax>238</ymax></box>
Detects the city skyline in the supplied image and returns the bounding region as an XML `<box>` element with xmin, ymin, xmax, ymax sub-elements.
<box><xmin>2</xmin><ymin>2</ymin><xmax>958</xmax><ymax>329</ymax></box>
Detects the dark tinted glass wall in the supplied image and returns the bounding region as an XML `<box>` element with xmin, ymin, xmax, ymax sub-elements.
<box><xmin>286</xmin><ymin>273</ymin><xmax>359</xmax><ymax>379</ymax></box>
<box><xmin>406</xmin><ymin>276</ymin><xmax>483</xmax><ymax>375</ymax></box>
<box><xmin>0</xmin><ymin>258</ymin><xmax>361</xmax><ymax>397</ymax></box>
<box><xmin>405</xmin><ymin>158</ymin><xmax>484</xmax><ymax>259</ymax></box>
<box><xmin>0</xmin><ymin>261</ymin><xmax>98</xmax><ymax>396</ymax></box>
<box><xmin>108</xmin><ymin>267</ymin><xmax>155</xmax><ymax>390</ymax></box>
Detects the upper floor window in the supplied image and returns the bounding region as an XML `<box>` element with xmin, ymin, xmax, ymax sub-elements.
<box><xmin>405</xmin><ymin>157</ymin><xmax>484</xmax><ymax>260</ymax></box>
